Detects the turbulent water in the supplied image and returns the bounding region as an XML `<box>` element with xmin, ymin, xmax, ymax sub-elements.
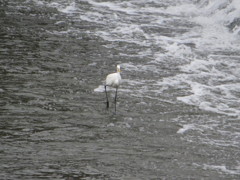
<box><xmin>1</xmin><ymin>0</ymin><xmax>240</xmax><ymax>179</ymax></box>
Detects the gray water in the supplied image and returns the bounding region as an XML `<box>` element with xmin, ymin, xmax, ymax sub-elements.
<box><xmin>1</xmin><ymin>0</ymin><xmax>240</xmax><ymax>179</ymax></box>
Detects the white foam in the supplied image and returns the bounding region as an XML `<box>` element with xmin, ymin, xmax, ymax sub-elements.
<box><xmin>177</xmin><ymin>124</ymin><xmax>194</xmax><ymax>134</ymax></box>
<box><xmin>107</xmin><ymin>123</ymin><xmax>115</xmax><ymax>127</ymax></box>
<box><xmin>164</xmin><ymin>42</ymin><xmax>192</xmax><ymax>58</ymax></box>
<box><xmin>87</xmin><ymin>0</ymin><xmax>137</xmax><ymax>15</ymax></box>
<box><xmin>94</xmin><ymin>85</ymin><xmax>105</xmax><ymax>93</ymax></box>
<box><xmin>162</xmin><ymin>53</ymin><xmax>240</xmax><ymax>117</ymax></box>
<box><xmin>193</xmin><ymin>0</ymin><xmax>240</xmax><ymax>51</ymax></box>
<box><xmin>177</xmin><ymin>80</ymin><xmax>240</xmax><ymax>117</ymax></box>
<box><xmin>112</xmin><ymin>24</ymin><xmax>145</xmax><ymax>37</ymax></box>
<box><xmin>203</xmin><ymin>164</ymin><xmax>240</xmax><ymax>175</ymax></box>
<box><xmin>165</xmin><ymin>3</ymin><xmax>200</xmax><ymax>16</ymax></box>
<box><xmin>149</xmin><ymin>0</ymin><xmax>240</xmax><ymax>53</ymax></box>
<box><xmin>95</xmin><ymin>25</ymin><xmax>149</xmax><ymax>47</ymax></box>
<box><xmin>80</xmin><ymin>12</ymin><xmax>104</xmax><ymax>24</ymax></box>
<box><xmin>60</xmin><ymin>2</ymin><xmax>77</xmax><ymax>14</ymax></box>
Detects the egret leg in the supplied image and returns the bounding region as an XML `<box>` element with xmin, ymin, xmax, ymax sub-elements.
<box><xmin>105</xmin><ymin>85</ymin><xmax>109</xmax><ymax>108</ymax></box>
<box><xmin>114</xmin><ymin>87</ymin><xmax>118</xmax><ymax>113</ymax></box>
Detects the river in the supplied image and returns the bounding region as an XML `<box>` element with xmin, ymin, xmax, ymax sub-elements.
<box><xmin>0</xmin><ymin>0</ymin><xmax>240</xmax><ymax>179</ymax></box>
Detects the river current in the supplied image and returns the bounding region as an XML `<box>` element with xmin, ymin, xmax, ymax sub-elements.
<box><xmin>0</xmin><ymin>0</ymin><xmax>240</xmax><ymax>179</ymax></box>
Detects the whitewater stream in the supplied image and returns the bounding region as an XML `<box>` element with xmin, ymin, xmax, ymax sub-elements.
<box><xmin>0</xmin><ymin>0</ymin><xmax>240</xmax><ymax>179</ymax></box>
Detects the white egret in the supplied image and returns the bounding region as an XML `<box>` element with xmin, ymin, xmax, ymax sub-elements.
<box><xmin>105</xmin><ymin>65</ymin><xmax>122</xmax><ymax>112</ymax></box>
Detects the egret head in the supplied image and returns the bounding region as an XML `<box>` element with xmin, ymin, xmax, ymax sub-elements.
<box><xmin>117</xmin><ymin>65</ymin><xmax>121</xmax><ymax>73</ymax></box>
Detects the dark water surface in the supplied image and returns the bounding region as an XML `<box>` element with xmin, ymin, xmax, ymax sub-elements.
<box><xmin>1</xmin><ymin>0</ymin><xmax>240</xmax><ymax>179</ymax></box>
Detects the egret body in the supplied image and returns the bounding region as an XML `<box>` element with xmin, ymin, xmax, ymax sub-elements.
<box><xmin>105</xmin><ymin>65</ymin><xmax>122</xmax><ymax>112</ymax></box>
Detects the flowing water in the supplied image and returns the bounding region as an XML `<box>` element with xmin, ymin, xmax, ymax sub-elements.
<box><xmin>1</xmin><ymin>0</ymin><xmax>240</xmax><ymax>179</ymax></box>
